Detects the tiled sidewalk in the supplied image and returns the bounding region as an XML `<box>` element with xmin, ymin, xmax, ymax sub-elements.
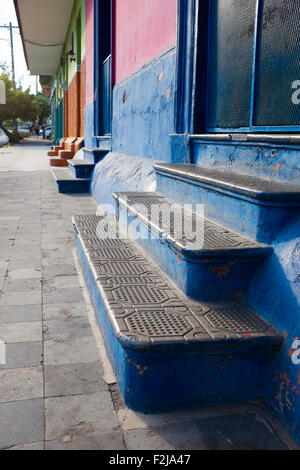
<box><xmin>0</xmin><ymin>142</ymin><xmax>297</xmax><ymax>450</ymax></box>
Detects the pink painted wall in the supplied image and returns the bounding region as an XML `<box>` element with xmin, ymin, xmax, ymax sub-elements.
<box><xmin>85</xmin><ymin>0</ymin><xmax>94</xmax><ymax>104</ymax></box>
<box><xmin>113</xmin><ymin>0</ymin><xmax>177</xmax><ymax>84</ymax></box>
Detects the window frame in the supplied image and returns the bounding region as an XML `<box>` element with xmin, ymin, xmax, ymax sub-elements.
<box><xmin>94</xmin><ymin>0</ymin><xmax>112</xmax><ymax>138</ymax></box>
<box><xmin>176</xmin><ymin>0</ymin><xmax>300</xmax><ymax>135</ymax></box>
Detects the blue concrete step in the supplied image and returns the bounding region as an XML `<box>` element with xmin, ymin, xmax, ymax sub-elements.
<box><xmin>73</xmin><ymin>213</ymin><xmax>282</xmax><ymax>413</ymax></box>
<box><xmin>52</xmin><ymin>168</ymin><xmax>91</xmax><ymax>193</ymax></box>
<box><xmin>82</xmin><ymin>148</ymin><xmax>109</xmax><ymax>165</ymax></box>
<box><xmin>154</xmin><ymin>163</ymin><xmax>300</xmax><ymax>243</ymax></box>
<box><xmin>68</xmin><ymin>160</ymin><xmax>95</xmax><ymax>179</ymax></box>
<box><xmin>113</xmin><ymin>192</ymin><xmax>272</xmax><ymax>301</ymax></box>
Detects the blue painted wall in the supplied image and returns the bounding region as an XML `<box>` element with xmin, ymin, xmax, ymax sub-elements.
<box><xmin>112</xmin><ymin>47</ymin><xmax>176</xmax><ymax>161</ymax></box>
<box><xmin>192</xmin><ymin>140</ymin><xmax>300</xmax><ymax>184</ymax></box>
<box><xmin>247</xmin><ymin>217</ymin><xmax>300</xmax><ymax>442</ymax></box>
<box><xmin>192</xmin><ymin>141</ymin><xmax>300</xmax><ymax>443</ymax></box>
<box><xmin>91</xmin><ymin>152</ymin><xmax>157</xmax><ymax>208</ymax></box>
<box><xmin>84</xmin><ymin>100</ymin><xmax>96</xmax><ymax>148</ymax></box>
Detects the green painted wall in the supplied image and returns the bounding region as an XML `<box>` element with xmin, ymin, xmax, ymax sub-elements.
<box><xmin>51</xmin><ymin>0</ymin><xmax>86</xmax><ymax>138</ymax></box>
<box><xmin>53</xmin><ymin>0</ymin><xmax>86</xmax><ymax>100</ymax></box>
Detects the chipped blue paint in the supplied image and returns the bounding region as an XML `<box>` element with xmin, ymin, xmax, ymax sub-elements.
<box><xmin>112</xmin><ymin>48</ymin><xmax>176</xmax><ymax>161</ymax></box>
<box><xmin>192</xmin><ymin>139</ymin><xmax>300</xmax><ymax>184</ymax></box>
<box><xmin>91</xmin><ymin>152</ymin><xmax>157</xmax><ymax>208</ymax></box>
<box><xmin>84</xmin><ymin>101</ymin><xmax>97</xmax><ymax>148</ymax></box>
<box><xmin>247</xmin><ymin>217</ymin><xmax>300</xmax><ymax>442</ymax></box>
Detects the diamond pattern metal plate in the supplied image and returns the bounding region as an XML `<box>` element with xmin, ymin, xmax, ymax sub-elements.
<box><xmin>73</xmin><ymin>214</ymin><xmax>281</xmax><ymax>347</ymax></box>
<box><xmin>153</xmin><ymin>163</ymin><xmax>300</xmax><ymax>200</ymax></box>
<box><xmin>114</xmin><ymin>192</ymin><xmax>270</xmax><ymax>254</ymax></box>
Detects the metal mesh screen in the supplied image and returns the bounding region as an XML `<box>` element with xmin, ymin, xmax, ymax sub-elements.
<box><xmin>207</xmin><ymin>0</ymin><xmax>256</xmax><ymax>129</ymax></box>
<box><xmin>254</xmin><ymin>0</ymin><xmax>300</xmax><ymax>126</ymax></box>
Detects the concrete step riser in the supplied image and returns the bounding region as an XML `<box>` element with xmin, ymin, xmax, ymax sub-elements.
<box><xmin>156</xmin><ymin>172</ymin><xmax>300</xmax><ymax>243</ymax></box>
<box><xmin>50</xmin><ymin>159</ymin><xmax>69</xmax><ymax>167</ymax></box>
<box><xmin>52</xmin><ymin>168</ymin><xmax>91</xmax><ymax>194</ymax></box>
<box><xmin>56</xmin><ymin>180</ymin><xmax>91</xmax><ymax>194</ymax></box>
<box><xmin>117</xmin><ymin>203</ymin><xmax>268</xmax><ymax>301</ymax></box>
<box><xmin>83</xmin><ymin>150</ymin><xmax>109</xmax><ymax>165</ymax></box>
<box><xmin>68</xmin><ymin>163</ymin><xmax>95</xmax><ymax>179</ymax></box>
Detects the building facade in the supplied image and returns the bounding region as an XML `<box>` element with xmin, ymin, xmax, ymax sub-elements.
<box><xmin>15</xmin><ymin>0</ymin><xmax>300</xmax><ymax>445</ymax></box>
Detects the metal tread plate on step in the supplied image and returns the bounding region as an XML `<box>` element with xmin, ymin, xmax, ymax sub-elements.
<box><xmin>113</xmin><ymin>192</ymin><xmax>272</xmax><ymax>258</ymax></box>
<box><xmin>153</xmin><ymin>163</ymin><xmax>300</xmax><ymax>201</ymax></box>
<box><xmin>73</xmin><ymin>214</ymin><xmax>282</xmax><ymax>350</ymax></box>
<box><xmin>73</xmin><ymin>214</ymin><xmax>122</xmax><ymax>237</ymax></box>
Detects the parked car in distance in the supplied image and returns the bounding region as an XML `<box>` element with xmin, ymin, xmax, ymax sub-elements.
<box><xmin>0</xmin><ymin>128</ymin><xmax>9</xmax><ymax>147</ymax></box>
<box><xmin>39</xmin><ymin>126</ymin><xmax>52</xmax><ymax>138</ymax></box>
<box><xmin>19</xmin><ymin>126</ymin><xmax>30</xmax><ymax>136</ymax></box>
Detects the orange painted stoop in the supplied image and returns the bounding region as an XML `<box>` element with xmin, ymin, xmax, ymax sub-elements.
<box><xmin>49</xmin><ymin>137</ymin><xmax>84</xmax><ymax>167</ymax></box>
<box><xmin>47</xmin><ymin>138</ymin><xmax>67</xmax><ymax>157</ymax></box>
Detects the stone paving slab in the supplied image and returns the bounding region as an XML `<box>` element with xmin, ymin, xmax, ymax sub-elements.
<box><xmin>192</xmin><ymin>412</ymin><xmax>288</xmax><ymax>450</ymax></box>
<box><xmin>124</xmin><ymin>412</ymin><xmax>288</xmax><ymax>450</ymax></box>
<box><xmin>0</xmin><ymin>291</ymin><xmax>42</xmax><ymax>306</ymax></box>
<box><xmin>4</xmin><ymin>278</ymin><xmax>42</xmax><ymax>293</ymax></box>
<box><xmin>8</xmin><ymin>441</ymin><xmax>45</xmax><ymax>450</ymax></box>
<box><xmin>0</xmin><ymin>305</ymin><xmax>42</xmax><ymax>324</ymax></box>
<box><xmin>8</xmin><ymin>258</ymin><xmax>41</xmax><ymax>270</ymax></box>
<box><xmin>45</xmin><ymin>431</ymin><xmax>125</xmax><ymax>450</ymax></box>
<box><xmin>0</xmin><ymin>399</ymin><xmax>44</xmax><ymax>449</ymax></box>
<box><xmin>43</xmin><ymin>287</ymin><xmax>84</xmax><ymax>305</ymax></box>
<box><xmin>0</xmin><ymin>366</ymin><xmax>43</xmax><ymax>403</ymax></box>
<box><xmin>45</xmin><ymin>392</ymin><xmax>118</xmax><ymax>441</ymax></box>
<box><xmin>43</xmin><ymin>275</ymin><xmax>80</xmax><ymax>291</ymax></box>
<box><xmin>43</xmin><ymin>302</ymin><xmax>88</xmax><ymax>321</ymax></box>
<box><xmin>0</xmin><ymin>342</ymin><xmax>43</xmax><ymax>370</ymax></box>
<box><xmin>0</xmin><ymin>321</ymin><xmax>43</xmax><ymax>343</ymax></box>
<box><xmin>44</xmin><ymin>362</ymin><xmax>107</xmax><ymax>397</ymax></box>
<box><xmin>43</xmin><ymin>317</ymin><xmax>93</xmax><ymax>342</ymax></box>
<box><xmin>42</xmin><ymin>247</ymin><xmax>73</xmax><ymax>260</ymax></box>
<box><xmin>42</xmin><ymin>264</ymin><xmax>77</xmax><ymax>278</ymax></box>
<box><xmin>7</xmin><ymin>268</ymin><xmax>42</xmax><ymax>280</ymax></box>
<box><xmin>124</xmin><ymin>421</ymin><xmax>206</xmax><ymax>450</ymax></box>
<box><xmin>44</xmin><ymin>337</ymin><xmax>100</xmax><ymax>365</ymax></box>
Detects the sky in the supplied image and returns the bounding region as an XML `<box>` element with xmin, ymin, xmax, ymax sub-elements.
<box><xmin>0</xmin><ymin>0</ymin><xmax>41</xmax><ymax>93</ymax></box>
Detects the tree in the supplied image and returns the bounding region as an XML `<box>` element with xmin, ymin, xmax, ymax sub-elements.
<box><xmin>0</xmin><ymin>69</ymin><xmax>51</xmax><ymax>140</ymax></box>
<box><xmin>35</xmin><ymin>93</ymin><xmax>51</xmax><ymax>126</ymax></box>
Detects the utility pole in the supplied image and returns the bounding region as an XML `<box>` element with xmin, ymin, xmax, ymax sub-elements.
<box><xmin>0</xmin><ymin>24</ymin><xmax>18</xmax><ymax>135</ymax></box>
<box><xmin>9</xmin><ymin>23</ymin><xmax>17</xmax><ymax>134</ymax></box>
<box><xmin>9</xmin><ymin>23</ymin><xmax>15</xmax><ymax>90</ymax></box>
<box><xmin>0</xmin><ymin>25</ymin><xmax>18</xmax><ymax>89</ymax></box>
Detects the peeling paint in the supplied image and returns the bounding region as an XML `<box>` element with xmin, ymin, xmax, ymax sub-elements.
<box><xmin>212</xmin><ymin>264</ymin><xmax>231</xmax><ymax>277</ymax></box>
<box><xmin>272</xmin><ymin>163</ymin><xmax>285</xmax><ymax>175</ymax></box>
<box><xmin>125</xmin><ymin>353</ymin><xmax>148</xmax><ymax>375</ymax></box>
<box><xmin>273</xmin><ymin>371</ymin><xmax>296</xmax><ymax>415</ymax></box>
<box><xmin>176</xmin><ymin>255</ymin><xmax>182</xmax><ymax>265</ymax></box>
